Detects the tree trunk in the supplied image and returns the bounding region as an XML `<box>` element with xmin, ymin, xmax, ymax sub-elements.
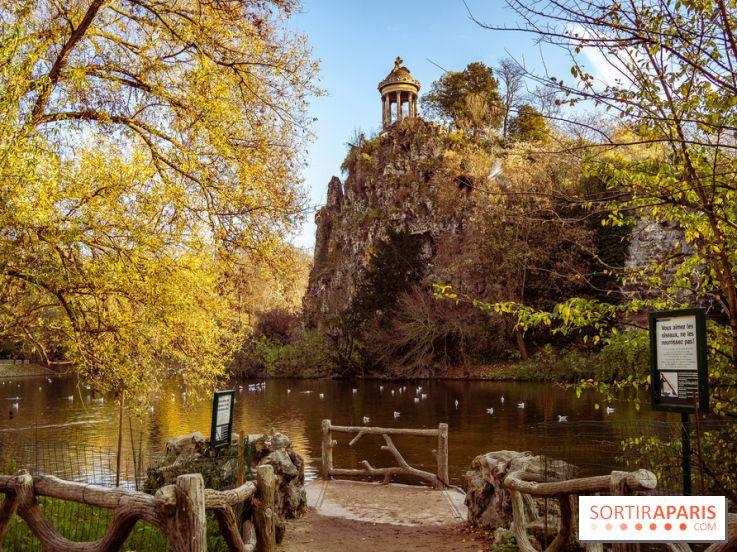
<box><xmin>516</xmin><ymin>328</ymin><xmax>529</xmax><ymax>361</ymax></box>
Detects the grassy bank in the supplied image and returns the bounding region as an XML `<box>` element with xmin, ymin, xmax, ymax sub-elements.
<box><xmin>1</xmin><ymin>495</ymin><xmax>231</xmax><ymax>551</ymax></box>
<box><xmin>0</xmin><ymin>363</ymin><xmax>54</xmax><ymax>378</ymax></box>
<box><xmin>462</xmin><ymin>331</ymin><xmax>649</xmax><ymax>384</ymax></box>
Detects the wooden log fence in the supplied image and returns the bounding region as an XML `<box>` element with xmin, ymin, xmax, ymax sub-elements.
<box><xmin>321</xmin><ymin>419</ymin><xmax>449</xmax><ymax>488</ymax></box>
<box><xmin>503</xmin><ymin>466</ymin><xmax>658</xmax><ymax>552</ymax></box>
<box><xmin>504</xmin><ymin>465</ymin><xmax>737</xmax><ymax>552</ymax></box>
<box><xmin>0</xmin><ymin>464</ymin><xmax>276</xmax><ymax>552</ymax></box>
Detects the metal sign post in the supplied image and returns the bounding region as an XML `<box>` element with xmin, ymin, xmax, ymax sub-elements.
<box><xmin>649</xmin><ymin>308</ymin><xmax>708</xmax><ymax>496</ymax></box>
<box><xmin>210</xmin><ymin>390</ymin><xmax>235</xmax><ymax>449</ymax></box>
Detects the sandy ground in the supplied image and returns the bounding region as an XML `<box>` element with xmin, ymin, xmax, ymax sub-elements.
<box><xmin>278</xmin><ymin>480</ymin><xmax>493</xmax><ymax>552</ymax></box>
<box><xmin>279</xmin><ymin>509</ymin><xmax>493</xmax><ymax>552</ymax></box>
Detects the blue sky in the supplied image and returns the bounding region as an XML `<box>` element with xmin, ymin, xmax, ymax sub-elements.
<box><xmin>289</xmin><ymin>1</ymin><xmax>578</xmax><ymax>251</ymax></box>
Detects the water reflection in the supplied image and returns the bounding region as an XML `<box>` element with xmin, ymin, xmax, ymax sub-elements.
<box><xmin>0</xmin><ymin>376</ymin><xmax>680</xmax><ymax>484</ymax></box>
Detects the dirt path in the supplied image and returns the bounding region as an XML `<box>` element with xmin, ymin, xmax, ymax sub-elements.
<box><xmin>279</xmin><ymin>509</ymin><xmax>492</xmax><ymax>552</ymax></box>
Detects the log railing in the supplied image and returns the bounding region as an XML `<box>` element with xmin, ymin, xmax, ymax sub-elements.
<box><xmin>505</xmin><ymin>465</ymin><xmax>737</xmax><ymax>552</ymax></box>
<box><xmin>321</xmin><ymin>419</ymin><xmax>449</xmax><ymax>488</ymax></box>
<box><xmin>503</xmin><ymin>467</ymin><xmax>658</xmax><ymax>552</ymax></box>
<box><xmin>0</xmin><ymin>464</ymin><xmax>276</xmax><ymax>552</ymax></box>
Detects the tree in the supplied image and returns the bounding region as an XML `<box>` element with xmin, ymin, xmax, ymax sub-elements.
<box><xmin>435</xmin><ymin>145</ymin><xmax>596</xmax><ymax>360</ymax></box>
<box><xmin>0</xmin><ymin>0</ymin><xmax>317</xmax><ymax>401</ymax></box>
<box><xmin>422</xmin><ymin>62</ymin><xmax>503</xmax><ymax>134</ymax></box>
<box><xmin>470</xmin><ymin>0</ymin><xmax>737</xmax><ymax>409</ymax></box>
<box><xmin>463</xmin><ymin>0</ymin><xmax>737</xmax><ymax>498</ymax></box>
<box><xmin>496</xmin><ymin>58</ymin><xmax>526</xmax><ymax>138</ymax></box>
<box><xmin>508</xmin><ymin>104</ymin><xmax>550</xmax><ymax>142</ymax></box>
<box><xmin>338</xmin><ymin>229</ymin><xmax>427</xmax><ymax>373</ymax></box>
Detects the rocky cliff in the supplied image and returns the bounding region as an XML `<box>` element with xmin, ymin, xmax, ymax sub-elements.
<box><xmin>303</xmin><ymin>119</ymin><xmax>481</xmax><ymax>334</ymax></box>
<box><xmin>302</xmin><ymin>117</ymin><xmax>697</xmax><ymax>373</ymax></box>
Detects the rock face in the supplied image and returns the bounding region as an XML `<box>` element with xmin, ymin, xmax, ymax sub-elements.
<box><xmin>464</xmin><ymin>450</ymin><xmax>577</xmax><ymax>531</ymax></box>
<box><xmin>146</xmin><ymin>430</ymin><xmax>306</xmax><ymax>521</ymax></box>
<box><xmin>625</xmin><ymin>218</ymin><xmax>684</xmax><ymax>273</ymax></box>
<box><xmin>464</xmin><ymin>451</ymin><xmax>517</xmax><ymax>529</ymax></box>
<box><xmin>304</xmin><ymin>117</ymin><xmax>700</xmax><ymax>350</ymax></box>
<box><xmin>623</xmin><ymin>218</ymin><xmax>710</xmax><ymax>309</ymax></box>
<box><xmin>250</xmin><ymin>431</ymin><xmax>306</xmax><ymax>519</ymax></box>
<box><xmin>303</xmin><ymin>119</ymin><xmax>476</xmax><ymax>333</ymax></box>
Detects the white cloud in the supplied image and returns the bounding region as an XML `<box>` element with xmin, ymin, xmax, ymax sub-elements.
<box><xmin>569</xmin><ymin>24</ymin><xmax>634</xmax><ymax>89</ymax></box>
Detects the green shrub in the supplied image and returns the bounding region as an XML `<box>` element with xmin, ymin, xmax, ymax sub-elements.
<box><xmin>501</xmin><ymin>329</ymin><xmax>650</xmax><ymax>384</ymax></box>
<box><xmin>261</xmin><ymin>330</ymin><xmax>336</xmax><ymax>377</ymax></box>
<box><xmin>253</xmin><ymin>309</ymin><xmax>299</xmax><ymax>345</ymax></box>
<box><xmin>594</xmin><ymin>329</ymin><xmax>649</xmax><ymax>381</ymax></box>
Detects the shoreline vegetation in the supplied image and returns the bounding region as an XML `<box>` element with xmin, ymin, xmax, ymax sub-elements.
<box><xmin>0</xmin><ymin>363</ymin><xmax>55</xmax><ymax>378</ymax></box>
<box><xmin>232</xmin><ymin>326</ymin><xmax>649</xmax><ymax>386</ymax></box>
<box><xmin>3</xmin><ymin>333</ymin><xmax>642</xmax><ymax>385</ymax></box>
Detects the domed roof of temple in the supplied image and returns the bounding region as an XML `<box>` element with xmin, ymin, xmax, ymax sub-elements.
<box><xmin>378</xmin><ymin>56</ymin><xmax>420</xmax><ymax>92</ymax></box>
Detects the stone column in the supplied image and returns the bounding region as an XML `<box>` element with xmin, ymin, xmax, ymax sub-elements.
<box><xmin>383</xmin><ymin>95</ymin><xmax>389</xmax><ymax>127</ymax></box>
<box><xmin>412</xmin><ymin>96</ymin><xmax>418</xmax><ymax>118</ymax></box>
<box><xmin>396</xmin><ymin>91</ymin><xmax>403</xmax><ymax>122</ymax></box>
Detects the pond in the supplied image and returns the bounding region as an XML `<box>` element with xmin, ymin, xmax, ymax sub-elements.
<box><xmin>0</xmin><ymin>375</ymin><xmax>682</xmax><ymax>486</ymax></box>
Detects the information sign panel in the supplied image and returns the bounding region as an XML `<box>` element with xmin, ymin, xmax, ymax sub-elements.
<box><xmin>210</xmin><ymin>390</ymin><xmax>235</xmax><ymax>449</ymax></box>
<box><xmin>649</xmin><ymin>308</ymin><xmax>708</xmax><ymax>413</ymax></box>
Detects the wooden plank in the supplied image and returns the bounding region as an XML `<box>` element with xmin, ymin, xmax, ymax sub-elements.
<box><xmin>329</xmin><ymin>464</ymin><xmax>436</xmax><ymax>485</ymax></box>
<box><xmin>510</xmin><ymin>489</ymin><xmax>537</xmax><ymax>552</ymax></box>
<box><xmin>329</xmin><ymin>424</ymin><xmax>439</xmax><ymax>436</ymax></box>
<box><xmin>2</xmin><ymin>469</ymin><xmax>259</xmax><ymax>552</ymax></box>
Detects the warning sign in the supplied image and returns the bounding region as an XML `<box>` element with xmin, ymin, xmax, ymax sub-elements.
<box><xmin>649</xmin><ymin>309</ymin><xmax>708</xmax><ymax>414</ymax></box>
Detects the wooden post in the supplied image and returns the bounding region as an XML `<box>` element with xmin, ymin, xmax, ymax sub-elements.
<box><xmin>436</xmin><ymin>423</ymin><xmax>449</xmax><ymax>489</ymax></box>
<box><xmin>321</xmin><ymin>419</ymin><xmax>333</xmax><ymax>479</ymax></box>
<box><xmin>237</xmin><ymin>430</ymin><xmax>246</xmax><ymax>487</ymax></box>
<box><xmin>242</xmin><ymin>520</ymin><xmax>257</xmax><ymax>552</ymax></box>
<box><xmin>546</xmin><ymin>494</ymin><xmax>574</xmax><ymax>552</ymax></box>
<box><xmin>172</xmin><ymin>473</ymin><xmax>206</xmax><ymax>552</ymax></box>
<box><xmin>0</xmin><ymin>494</ymin><xmax>18</xmax><ymax>551</ymax></box>
<box><xmin>610</xmin><ymin>471</ymin><xmax>636</xmax><ymax>552</ymax></box>
<box><xmin>116</xmin><ymin>392</ymin><xmax>125</xmax><ymax>487</ymax></box>
<box><xmin>509</xmin><ymin>489</ymin><xmax>537</xmax><ymax>552</ymax></box>
<box><xmin>254</xmin><ymin>464</ymin><xmax>275</xmax><ymax>552</ymax></box>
